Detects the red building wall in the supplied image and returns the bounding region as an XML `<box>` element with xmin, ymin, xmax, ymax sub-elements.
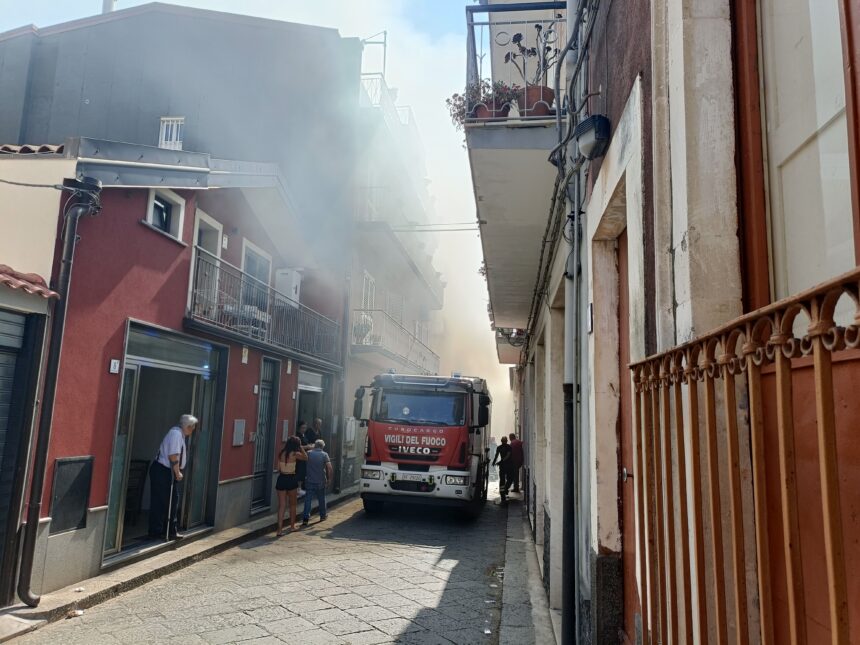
<box><xmin>45</xmin><ymin>187</ymin><xmax>311</xmax><ymax>514</ymax></box>
<box><xmin>46</xmin><ymin>189</ymin><xmax>195</xmax><ymax>510</ymax></box>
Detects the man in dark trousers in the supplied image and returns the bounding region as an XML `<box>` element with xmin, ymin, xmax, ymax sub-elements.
<box><xmin>149</xmin><ymin>414</ymin><xmax>198</xmax><ymax>540</ymax></box>
<box><xmin>492</xmin><ymin>435</ymin><xmax>513</xmax><ymax>503</ymax></box>
<box><xmin>509</xmin><ymin>433</ymin><xmax>524</xmax><ymax>493</ymax></box>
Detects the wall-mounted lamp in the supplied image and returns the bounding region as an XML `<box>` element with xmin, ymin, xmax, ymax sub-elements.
<box><xmin>573</xmin><ymin>114</ymin><xmax>611</xmax><ymax>160</ymax></box>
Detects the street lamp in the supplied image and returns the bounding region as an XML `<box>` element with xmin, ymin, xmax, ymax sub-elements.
<box><xmin>573</xmin><ymin>114</ymin><xmax>611</xmax><ymax>160</ymax></box>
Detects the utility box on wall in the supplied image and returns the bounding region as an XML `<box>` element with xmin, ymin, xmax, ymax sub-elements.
<box><xmin>275</xmin><ymin>268</ymin><xmax>302</xmax><ymax>306</ymax></box>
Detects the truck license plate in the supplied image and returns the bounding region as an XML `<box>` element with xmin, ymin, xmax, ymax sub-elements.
<box><xmin>399</xmin><ymin>473</ymin><xmax>423</xmax><ymax>482</ymax></box>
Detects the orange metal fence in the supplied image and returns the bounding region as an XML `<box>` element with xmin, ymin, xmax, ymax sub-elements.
<box><xmin>630</xmin><ymin>268</ymin><xmax>860</xmax><ymax>644</ymax></box>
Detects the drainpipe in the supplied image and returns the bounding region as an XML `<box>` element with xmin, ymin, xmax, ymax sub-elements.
<box><xmin>17</xmin><ymin>178</ymin><xmax>102</xmax><ymax>607</ymax></box>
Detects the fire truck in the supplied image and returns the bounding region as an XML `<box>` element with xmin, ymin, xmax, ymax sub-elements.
<box><xmin>353</xmin><ymin>373</ymin><xmax>492</xmax><ymax>515</ymax></box>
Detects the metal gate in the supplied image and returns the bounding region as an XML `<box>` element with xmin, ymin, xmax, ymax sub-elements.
<box><xmin>251</xmin><ymin>358</ymin><xmax>278</xmax><ymax>509</ymax></box>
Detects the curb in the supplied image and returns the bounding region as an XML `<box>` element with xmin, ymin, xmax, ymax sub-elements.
<box><xmin>0</xmin><ymin>491</ymin><xmax>357</xmax><ymax>641</ymax></box>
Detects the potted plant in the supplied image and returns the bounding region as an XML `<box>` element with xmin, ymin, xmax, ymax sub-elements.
<box><xmin>504</xmin><ymin>19</ymin><xmax>563</xmax><ymax>117</ymax></box>
<box><xmin>446</xmin><ymin>80</ymin><xmax>519</xmax><ymax>129</ymax></box>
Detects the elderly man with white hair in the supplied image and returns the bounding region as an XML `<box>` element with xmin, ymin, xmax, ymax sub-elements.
<box><xmin>148</xmin><ymin>413</ymin><xmax>198</xmax><ymax>540</ymax></box>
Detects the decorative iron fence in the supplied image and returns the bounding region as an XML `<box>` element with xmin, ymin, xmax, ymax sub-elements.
<box><xmin>351</xmin><ymin>309</ymin><xmax>439</xmax><ymax>375</ymax></box>
<box><xmin>466</xmin><ymin>2</ymin><xmax>567</xmax><ymax>124</ymax></box>
<box><xmin>189</xmin><ymin>247</ymin><xmax>341</xmax><ymax>365</ymax></box>
<box><xmin>629</xmin><ymin>268</ymin><xmax>860</xmax><ymax>643</ymax></box>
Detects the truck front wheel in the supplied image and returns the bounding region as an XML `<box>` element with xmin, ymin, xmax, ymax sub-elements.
<box><xmin>363</xmin><ymin>498</ymin><xmax>384</xmax><ymax>514</ymax></box>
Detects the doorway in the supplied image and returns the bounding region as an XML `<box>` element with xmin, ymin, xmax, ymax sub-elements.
<box><xmin>296</xmin><ymin>369</ymin><xmax>326</xmax><ymax>442</ymax></box>
<box><xmin>104</xmin><ymin>326</ymin><xmax>222</xmax><ymax>556</ymax></box>
<box><xmin>251</xmin><ymin>358</ymin><xmax>279</xmax><ymax>510</ymax></box>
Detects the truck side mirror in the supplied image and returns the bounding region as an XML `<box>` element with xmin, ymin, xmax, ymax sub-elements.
<box><xmin>353</xmin><ymin>387</ymin><xmax>372</xmax><ymax>422</ymax></box>
<box><xmin>478</xmin><ymin>405</ymin><xmax>489</xmax><ymax>427</ymax></box>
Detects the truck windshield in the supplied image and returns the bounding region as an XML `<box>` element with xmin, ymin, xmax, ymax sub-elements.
<box><xmin>373</xmin><ymin>390</ymin><xmax>466</xmax><ymax>426</ymax></box>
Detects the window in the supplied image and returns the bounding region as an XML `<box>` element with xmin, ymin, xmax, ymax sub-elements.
<box><xmin>152</xmin><ymin>196</ymin><xmax>173</xmax><ymax>233</ymax></box>
<box><xmin>242</xmin><ymin>242</ymin><xmax>272</xmax><ymax>285</ymax></box>
<box><xmin>159</xmin><ymin>117</ymin><xmax>184</xmax><ymax>150</ymax></box>
<box><xmin>361</xmin><ymin>271</ymin><xmax>376</xmax><ymax>309</ymax></box>
<box><xmin>373</xmin><ymin>390</ymin><xmax>465</xmax><ymax>427</ymax></box>
<box><xmin>758</xmin><ymin>0</ymin><xmax>854</xmax><ymax>298</ymax></box>
<box><xmin>241</xmin><ymin>240</ymin><xmax>272</xmax><ymax>311</ymax></box>
<box><xmin>145</xmin><ymin>189</ymin><xmax>185</xmax><ymax>241</ymax></box>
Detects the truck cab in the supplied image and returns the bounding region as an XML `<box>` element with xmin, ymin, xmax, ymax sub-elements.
<box><xmin>354</xmin><ymin>374</ymin><xmax>491</xmax><ymax>515</ymax></box>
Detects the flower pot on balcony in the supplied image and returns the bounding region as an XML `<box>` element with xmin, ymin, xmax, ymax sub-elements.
<box><xmin>472</xmin><ymin>102</ymin><xmax>512</xmax><ymax>121</ymax></box>
<box><xmin>519</xmin><ymin>86</ymin><xmax>555</xmax><ymax>117</ymax></box>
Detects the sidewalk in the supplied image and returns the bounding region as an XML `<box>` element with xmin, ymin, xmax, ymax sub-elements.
<box><xmin>499</xmin><ymin>494</ymin><xmax>556</xmax><ymax>645</ymax></box>
<box><xmin>0</xmin><ymin>488</ymin><xmax>356</xmax><ymax>643</ymax></box>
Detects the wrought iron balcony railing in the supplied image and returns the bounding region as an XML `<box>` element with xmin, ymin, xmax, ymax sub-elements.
<box><xmin>465</xmin><ymin>2</ymin><xmax>567</xmax><ymax>125</ymax></box>
<box><xmin>351</xmin><ymin>309</ymin><xmax>439</xmax><ymax>375</ymax></box>
<box><xmin>628</xmin><ymin>267</ymin><xmax>860</xmax><ymax>643</ymax></box>
<box><xmin>189</xmin><ymin>247</ymin><xmax>341</xmax><ymax>365</ymax></box>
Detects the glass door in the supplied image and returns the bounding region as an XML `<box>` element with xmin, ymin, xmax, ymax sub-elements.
<box><xmin>104</xmin><ymin>365</ymin><xmax>139</xmax><ymax>555</ymax></box>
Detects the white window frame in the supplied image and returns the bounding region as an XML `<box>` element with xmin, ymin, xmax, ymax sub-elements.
<box><xmin>145</xmin><ymin>188</ymin><xmax>186</xmax><ymax>242</ymax></box>
<box><xmin>187</xmin><ymin>209</ymin><xmax>223</xmax><ymax>311</ymax></box>
<box><xmin>194</xmin><ymin>209</ymin><xmax>223</xmax><ymax>257</ymax></box>
<box><xmin>241</xmin><ymin>238</ymin><xmax>273</xmax><ymax>286</ymax></box>
<box><xmin>159</xmin><ymin>116</ymin><xmax>185</xmax><ymax>150</ymax></box>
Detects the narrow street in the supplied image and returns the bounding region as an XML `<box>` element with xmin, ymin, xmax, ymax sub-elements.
<box><xmin>16</xmin><ymin>496</ymin><xmax>509</xmax><ymax>645</ymax></box>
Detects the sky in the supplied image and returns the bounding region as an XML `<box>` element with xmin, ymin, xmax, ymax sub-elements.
<box><xmin>0</xmin><ymin>0</ymin><xmax>515</xmax><ymax>439</ymax></box>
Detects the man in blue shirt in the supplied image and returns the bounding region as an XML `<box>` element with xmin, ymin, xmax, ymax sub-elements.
<box><xmin>302</xmin><ymin>439</ymin><xmax>333</xmax><ymax>526</ymax></box>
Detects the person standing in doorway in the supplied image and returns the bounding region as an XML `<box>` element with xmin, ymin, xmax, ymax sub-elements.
<box><xmin>306</xmin><ymin>418</ymin><xmax>322</xmax><ymax>446</ymax></box>
<box><xmin>149</xmin><ymin>414</ymin><xmax>198</xmax><ymax>540</ymax></box>
<box><xmin>509</xmin><ymin>433</ymin><xmax>524</xmax><ymax>493</ymax></box>
<box><xmin>492</xmin><ymin>435</ymin><xmax>513</xmax><ymax>503</ymax></box>
<box><xmin>275</xmin><ymin>436</ymin><xmax>307</xmax><ymax>536</ymax></box>
<box><xmin>302</xmin><ymin>439</ymin><xmax>333</xmax><ymax>527</ymax></box>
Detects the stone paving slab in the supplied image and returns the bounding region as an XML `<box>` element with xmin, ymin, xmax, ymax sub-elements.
<box><xmin>12</xmin><ymin>490</ymin><xmax>509</xmax><ymax>644</ymax></box>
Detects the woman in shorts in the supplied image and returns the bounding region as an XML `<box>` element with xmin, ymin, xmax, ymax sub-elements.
<box><xmin>276</xmin><ymin>436</ymin><xmax>307</xmax><ymax>535</ymax></box>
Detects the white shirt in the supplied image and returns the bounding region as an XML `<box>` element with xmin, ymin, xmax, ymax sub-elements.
<box><xmin>156</xmin><ymin>426</ymin><xmax>187</xmax><ymax>469</ymax></box>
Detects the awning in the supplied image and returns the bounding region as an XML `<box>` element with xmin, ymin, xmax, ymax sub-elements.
<box><xmin>0</xmin><ymin>264</ymin><xmax>58</xmax><ymax>299</ymax></box>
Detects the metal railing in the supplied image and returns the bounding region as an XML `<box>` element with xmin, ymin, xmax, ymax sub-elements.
<box><xmin>629</xmin><ymin>267</ymin><xmax>860</xmax><ymax>643</ymax></box>
<box><xmin>361</xmin><ymin>73</ymin><xmax>403</xmax><ymax>136</ymax></box>
<box><xmin>351</xmin><ymin>309</ymin><xmax>439</xmax><ymax>375</ymax></box>
<box><xmin>189</xmin><ymin>247</ymin><xmax>341</xmax><ymax>364</ymax></box>
<box><xmin>465</xmin><ymin>2</ymin><xmax>567</xmax><ymax>124</ymax></box>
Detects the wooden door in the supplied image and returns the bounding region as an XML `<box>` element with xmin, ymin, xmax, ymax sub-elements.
<box><xmin>618</xmin><ymin>229</ymin><xmax>640</xmax><ymax>640</ymax></box>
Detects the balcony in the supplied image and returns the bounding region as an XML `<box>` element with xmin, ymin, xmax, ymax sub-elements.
<box><xmin>464</xmin><ymin>2</ymin><xmax>567</xmax><ymax>330</ymax></box>
<box><xmin>351</xmin><ymin>309</ymin><xmax>440</xmax><ymax>375</ymax></box>
<box><xmin>627</xmin><ymin>268</ymin><xmax>860</xmax><ymax>642</ymax></box>
<box><xmin>465</xmin><ymin>2</ymin><xmax>567</xmax><ymax>127</ymax></box>
<box><xmin>188</xmin><ymin>248</ymin><xmax>341</xmax><ymax>367</ymax></box>
<box><xmin>355</xmin><ymin>221</ymin><xmax>444</xmax><ymax>310</ymax></box>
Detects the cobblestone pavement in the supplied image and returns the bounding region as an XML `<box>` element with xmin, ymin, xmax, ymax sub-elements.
<box><xmin>17</xmin><ymin>494</ymin><xmax>508</xmax><ymax>645</ymax></box>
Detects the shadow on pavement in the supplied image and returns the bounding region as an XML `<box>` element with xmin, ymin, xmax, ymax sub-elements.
<box><xmin>321</xmin><ymin>494</ymin><xmax>509</xmax><ymax>644</ymax></box>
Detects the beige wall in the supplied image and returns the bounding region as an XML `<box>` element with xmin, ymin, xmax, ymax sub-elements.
<box><xmin>0</xmin><ymin>158</ymin><xmax>73</xmax><ymax>281</ymax></box>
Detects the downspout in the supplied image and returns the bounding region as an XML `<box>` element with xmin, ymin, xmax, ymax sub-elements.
<box><xmin>17</xmin><ymin>178</ymin><xmax>102</xmax><ymax>607</ymax></box>
<box><xmin>558</xmin><ymin>3</ymin><xmax>587</xmax><ymax>644</ymax></box>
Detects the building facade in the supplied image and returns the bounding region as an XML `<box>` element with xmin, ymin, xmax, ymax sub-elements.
<box><xmin>0</xmin><ymin>147</ymin><xmax>74</xmax><ymax>603</ymax></box>
<box><xmin>0</xmin><ymin>3</ymin><xmax>365</xmax><ymax>602</ymax></box>
<box><xmin>343</xmin><ymin>73</ymin><xmax>446</xmax><ymax>476</ymax></box>
<box><xmin>0</xmin><ymin>139</ymin><xmax>348</xmax><ymax>597</ymax></box>
<box><xmin>467</xmin><ymin>0</ymin><xmax>860</xmax><ymax>643</ymax></box>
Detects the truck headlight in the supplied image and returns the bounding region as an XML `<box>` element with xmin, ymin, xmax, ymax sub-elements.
<box><xmin>445</xmin><ymin>475</ymin><xmax>468</xmax><ymax>486</ymax></box>
<box><xmin>361</xmin><ymin>469</ymin><xmax>381</xmax><ymax>480</ymax></box>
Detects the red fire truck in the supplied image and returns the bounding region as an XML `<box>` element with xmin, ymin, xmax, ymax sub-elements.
<box><xmin>353</xmin><ymin>373</ymin><xmax>492</xmax><ymax>515</ymax></box>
